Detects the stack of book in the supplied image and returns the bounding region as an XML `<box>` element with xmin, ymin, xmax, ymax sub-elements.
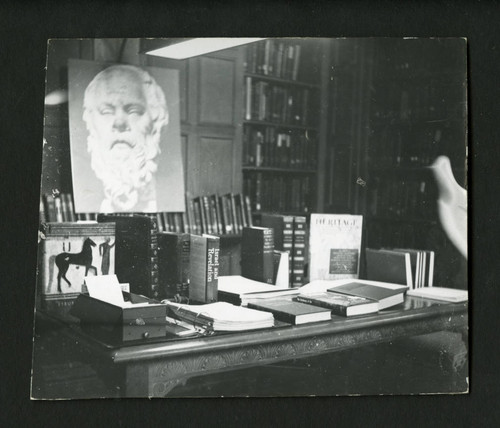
<box><xmin>298</xmin><ymin>279</ymin><xmax>408</xmax><ymax>312</ymax></box>
<box><xmin>165</xmin><ymin>301</ymin><xmax>275</xmax><ymax>332</ymax></box>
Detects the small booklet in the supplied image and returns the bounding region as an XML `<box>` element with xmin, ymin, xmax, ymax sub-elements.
<box><xmin>407</xmin><ymin>287</ymin><xmax>468</xmax><ymax>303</ymax></box>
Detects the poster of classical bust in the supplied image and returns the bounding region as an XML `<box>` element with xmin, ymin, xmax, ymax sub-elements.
<box><xmin>68</xmin><ymin>59</ymin><xmax>185</xmax><ymax>213</ymax></box>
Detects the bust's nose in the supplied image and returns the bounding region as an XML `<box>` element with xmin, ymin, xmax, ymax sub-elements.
<box><xmin>112</xmin><ymin>110</ymin><xmax>129</xmax><ymax>133</ymax></box>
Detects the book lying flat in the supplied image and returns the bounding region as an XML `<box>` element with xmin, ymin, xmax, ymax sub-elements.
<box><xmin>218</xmin><ymin>275</ymin><xmax>299</xmax><ymax>306</ymax></box>
<box><xmin>165</xmin><ymin>301</ymin><xmax>275</xmax><ymax>332</ymax></box>
<box><xmin>294</xmin><ymin>292</ymin><xmax>379</xmax><ymax>317</ymax></box>
<box><xmin>327</xmin><ymin>280</ymin><xmax>408</xmax><ymax>310</ymax></box>
<box><xmin>247</xmin><ymin>297</ymin><xmax>331</xmax><ymax>325</ymax></box>
<box><xmin>407</xmin><ymin>287</ymin><xmax>468</xmax><ymax>303</ymax></box>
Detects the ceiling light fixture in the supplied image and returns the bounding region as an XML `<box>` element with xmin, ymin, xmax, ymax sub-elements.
<box><xmin>145</xmin><ymin>38</ymin><xmax>265</xmax><ymax>60</ymax></box>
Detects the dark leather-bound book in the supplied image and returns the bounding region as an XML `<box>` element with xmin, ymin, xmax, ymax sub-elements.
<box><xmin>157</xmin><ymin>232</ymin><xmax>190</xmax><ymax>300</ymax></box>
<box><xmin>241</xmin><ymin>226</ymin><xmax>275</xmax><ymax>284</ymax></box>
<box><xmin>97</xmin><ymin>214</ymin><xmax>159</xmax><ymax>299</ymax></box>
<box><xmin>247</xmin><ymin>297</ymin><xmax>331</xmax><ymax>325</ymax></box>
<box><xmin>189</xmin><ymin>234</ymin><xmax>220</xmax><ymax>303</ymax></box>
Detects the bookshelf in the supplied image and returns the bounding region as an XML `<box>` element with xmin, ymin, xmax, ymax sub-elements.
<box><xmin>241</xmin><ymin>39</ymin><xmax>330</xmax><ymax>216</ymax></box>
<box><xmin>362</xmin><ymin>39</ymin><xmax>467</xmax><ymax>250</ymax></box>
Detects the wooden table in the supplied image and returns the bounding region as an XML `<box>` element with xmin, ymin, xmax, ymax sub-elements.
<box><xmin>35</xmin><ymin>296</ymin><xmax>468</xmax><ymax>397</ymax></box>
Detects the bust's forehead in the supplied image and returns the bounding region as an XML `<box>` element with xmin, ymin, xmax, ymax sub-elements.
<box><xmin>93</xmin><ymin>68</ymin><xmax>144</xmax><ymax>96</ymax></box>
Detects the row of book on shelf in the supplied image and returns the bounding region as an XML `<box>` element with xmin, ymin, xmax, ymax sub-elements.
<box><xmin>38</xmin><ymin>212</ymin><xmax>467</xmax><ymax>337</ymax></box>
<box><xmin>367</xmin><ymin>177</ymin><xmax>437</xmax><ymax>220</ymax></box>
<box><xmin>243</xmin><ymin>173</ymin><xmax>313</xmax><ymax>213</ymax></box>
<box><xmin>368</xmin><ymin>122</ymin><xmax>456</xmax><ymax>168</ymax></box>
<box><xmin>244</xmin><ymin>77</ymin><xmax>316</xmax><ymax>127</ymax></box>
<box><xmin>243</xmin><ymin>126</ymin><xmax>318</xmax><ymax>169</ymax></box>
<box><xmin>40</xmin><ymin>192</ymin><xmax>253</xmax><ymax>236</ymax></box>
<box><xmin>244</xmin><ymin>39</ymin><xmax>307</xmax><ymax>81</ymax></box>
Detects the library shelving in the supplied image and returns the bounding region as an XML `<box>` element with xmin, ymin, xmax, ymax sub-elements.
<box><xmin>362</xmin><ymin>38</ymin><xmax>467</xmax><ymax>250</ymax></box>
<box><xmin>241</xmin><ymin>39</ymin><xmax>329</xmax><ymax>216</ymax></box>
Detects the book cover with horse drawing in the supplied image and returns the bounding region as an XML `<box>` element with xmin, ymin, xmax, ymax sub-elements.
<box><xmin>36</xmin><ymin>222</ymin><xmax>115</xmax><ymax>312</ymax></box>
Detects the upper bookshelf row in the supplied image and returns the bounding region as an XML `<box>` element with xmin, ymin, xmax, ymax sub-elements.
<box><xmin>244</xmin><ymin>39</ymin><xmax>322</xmax><ymax>84</ymax></box>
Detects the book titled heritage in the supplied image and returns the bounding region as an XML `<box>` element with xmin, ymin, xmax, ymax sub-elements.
<box><xmin>294</xmin><ymin>292</ymin><xmax>379</xmax><ymax>317</ymax></box>
<box><xmin>97</xmin><ymin>214</ymin><xmax>159</xmax><ymax>298</ymax></box>
<box><xmin>241</xmin><ymin>226</ymin><xmax>275</xmax><ymax>284</ymax></box>
<box><xmin>189</xmin><ymin>234</ymin><xmax>220</xmax><ymax>303</ymax></box>
<box><xmin>308</xmin><ymin>214</ymin><xmax>363</xmax><ymax>281</ymax></box>
<box><xmin>157</xmin><ymin>232</ymin><xmax>190</xmax><ymax>300</ymax></box>
<box><xmin>327</xmin><ymin>280</ymin><xmax>408</xmax><ymax>310</ymax></box>
<box><xmin>247</xmin><ymin>297</ymin><xmax>331</xmax><ymax>325</ymax></box>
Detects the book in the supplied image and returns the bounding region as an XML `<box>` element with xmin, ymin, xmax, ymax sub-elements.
<box><xmin>189</xmin><ymin>234</ymin><xmax>220</xmax><ymax>303</ymax></box>
<box><xmin>308</xmin><ymin>214</ymin><xmax>363</xmax><ymax>281</ymax></box>
<box><xmin>247</xmin><ymin>297</ymin><xmax>331</xmax><ymax>325</ymax></box>
<box><xmin>166</xmin><ymin>301</ymin><xmax>274</xmax><ymax>332</ymax></box>
<box><xmin>291</xmin><ymin>215</ymin><xmax>307</xmax><ymax>287</ymax></box>
<box><xmin>407</xmin><ymin>287</ymin><xmax>468</xmax><ymax>303</ymax></box>
<box><xmin>365</xmin><ymin>248</ymin><xmax>414</xmax><ymax>288</ymax></box>
<box><xmin>218</xmin><ymin>275</ymin><xmax>299</xmax><ymax>306</ymax></box>
<box><xmin>294</xmin><ymin>292</ymin><xmax>379</xmax><ymax>317</ymax></box>
<box><xmin>157</xmin><ymin>232</ymin><xmax>190</xmax><ymax>300</ymax></box>
<box><xmin>272</xmin><ymin>250</ymin><xmax>290</xmax><ymax>288</ymax></box>
<box><xmin>260</xmin><ymin>213</ymin><xmax>294</xmax><ymax>253</ymax></box>
<box><xmin>260</xmin><ymin>213</ymin><xmax>294</xmax><ymax>283</ymax></box>
<box><xmin>241</xmin><ymin>226</ymin><xmax>275</xmax><ymax>284</ymax></box>
<box><xmin>97</xmin><ymin>214</ymin><xmax>159</xmax><ymax>299</ymax></box>
<box><xmin>327</xmin><ymin>280</ymin><xmax>408</xmax><ymax>310</ymax></box>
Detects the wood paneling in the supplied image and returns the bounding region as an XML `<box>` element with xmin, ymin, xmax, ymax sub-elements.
<box><xmin>195</xmin><ymin>137</ymin><xmax>235</xmax><ymax>196</ymax></box>
<box><xmin>198</xmin><ymin>57</ymin><xmax>235</xmax><ymax>125</ymax></box>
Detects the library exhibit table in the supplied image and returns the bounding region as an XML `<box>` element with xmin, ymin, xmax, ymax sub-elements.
<box><xmin>33</xmin><ymin>296</ymin><xmax>468</xmax><ymax>397</ymax></box>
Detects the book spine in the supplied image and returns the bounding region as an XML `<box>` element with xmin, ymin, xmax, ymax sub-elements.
<box><xmin>97</xmin><ymin>214</ymin><xmax>159</xmax><ymax>299</ymax></box>
<box><xmin>180</xmin><ymin>235</ymin><xmax>190</xmax><ymax>297</ymax></box>
<box><xmin>149</xmin><ymin>216</ymin><xmax>160</xmax><ymax>299</ymax></box>
<box><xmin>206</xmin><ymin>238</ymin><xmax>220</xmax><ymax>303</ymax></box>
<box><xmin>291</xmin><ymin>216</ymin><xmax>307</xmax><ymax>287</ymax></box>
<box><xmin>294</xmin><ymin>295</ymin><xmax>347</xmax><ymax>317</ymax></box>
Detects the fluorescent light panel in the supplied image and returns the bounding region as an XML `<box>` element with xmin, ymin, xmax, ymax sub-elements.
<box><xmin>146</xmin><ymin>38</ymin><xmax>265</xmax><ymax>60</ymax></box>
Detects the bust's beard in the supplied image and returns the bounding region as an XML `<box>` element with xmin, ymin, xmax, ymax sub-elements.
<box><xmin>87</xmin><ymin>133</ymin><xmax>160</xmax><ymax>212</ymax></box>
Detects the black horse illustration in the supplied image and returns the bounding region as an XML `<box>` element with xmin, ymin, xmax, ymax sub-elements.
<box><xmin>55</xmin><ymin>238</ymin><xmax>98</xmax><ymax>292</ymax></box>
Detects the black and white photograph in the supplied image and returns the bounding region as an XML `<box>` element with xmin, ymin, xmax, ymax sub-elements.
<box><xmin>68</xmin><ymin>59</ymin><xmax>185</xmax><ymax>214</ymax></box>
<box><xmin>31</xmin><ymin>37</ymin><xmax>469</xmax><ymax>399</ymax></box>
